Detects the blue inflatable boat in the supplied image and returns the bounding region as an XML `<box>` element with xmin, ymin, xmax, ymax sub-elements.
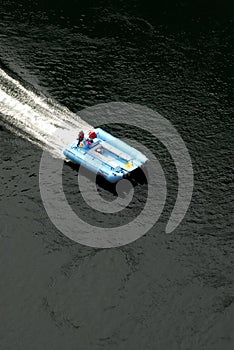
<box><xmin>63</xmin><ymin>128</ymin><xmax>148</xmax><ymax>183</ymax></box>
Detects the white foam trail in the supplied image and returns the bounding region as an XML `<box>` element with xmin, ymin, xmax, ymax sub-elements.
<box><xmin>0</xmin><ymin>68</ymin><xmax>92</xmax><ymax>158</ymax></box>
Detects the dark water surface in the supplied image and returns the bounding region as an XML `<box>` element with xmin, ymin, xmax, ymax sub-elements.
<box><xmin>0</xmin><ymin>1</ymin><xmax>233</xmax><ymax>349</ymax></box>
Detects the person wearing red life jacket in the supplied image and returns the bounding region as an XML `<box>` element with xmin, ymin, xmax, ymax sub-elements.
<box><xmin>85</xmin><ymin>130</ymin><xmax>97</xmax><ymax>146</ymax></box>
<box><xmin>77</xmin><ymin>130</ymin><xmax>84</xmax><ymax>147</ymax></box>
<box><xmin>88</xmin><ymin>130</ymin><xmax>97</xmax><ymax>139</ymax></box>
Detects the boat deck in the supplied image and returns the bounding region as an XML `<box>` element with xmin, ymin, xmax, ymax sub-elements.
<box><xmin>89</xmin><ymin>145</ymin><xmax>121</xmax><ymax>169</ymax></box>
<box><xmin>100</xmin><ymin>141</ymin><xmax>132</xmax><ymax>161</ymax></box>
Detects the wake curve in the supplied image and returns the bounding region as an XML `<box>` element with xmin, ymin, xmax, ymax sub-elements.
<box><xmin>0</xmin><ymin>68</ymin><xmax>92</xmax><ymax>158</ymax></box>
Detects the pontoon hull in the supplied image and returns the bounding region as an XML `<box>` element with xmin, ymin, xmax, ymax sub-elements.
<box><xmin>63</xmin><ymin>128</ymin><xmax>148</xmax><ymax>183</ymax></box>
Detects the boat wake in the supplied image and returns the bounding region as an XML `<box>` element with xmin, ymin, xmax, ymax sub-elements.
<box><xmin>0</xmin><ymin>68</ymin><xmax>92</xmax><ymax>158</ymax></box>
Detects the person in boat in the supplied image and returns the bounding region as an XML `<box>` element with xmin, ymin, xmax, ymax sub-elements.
<box><xmin>88</xmin><ymin>130</ymin><xmax>97</xmax><ymax>139</ymax></box>
<box><xmin>77</xmin><ymin>130</ymin><xmax>84</xmax><ymax>147</ymax></box>
<box><xmin>85</xmin><ymin>130</ymin><xmax>97</xmax><ymax>146</ymax></box>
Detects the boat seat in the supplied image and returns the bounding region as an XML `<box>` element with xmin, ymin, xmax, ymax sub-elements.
<box><xmin>100</xmin><ymin>141</ymin><xmax>132</xmax><ymax>161</ymax></box>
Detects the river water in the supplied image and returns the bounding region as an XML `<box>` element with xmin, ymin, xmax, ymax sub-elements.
<box><xmin>0</xmin><ymin>1</ymin><xmax>233</xmax><ymax>349</ymax></box>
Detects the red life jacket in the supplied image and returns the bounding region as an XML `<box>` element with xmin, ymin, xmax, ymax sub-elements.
<box><xmin>88</xmin><ymin>131</ymin><xmax>97</xmax><ymax>139</ymax></box>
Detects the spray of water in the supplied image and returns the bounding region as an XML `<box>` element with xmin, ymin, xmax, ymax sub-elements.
<box><xmin>0</xmin><ymin>68</ymin><xmax>92</xmax><ymax>157</ymax></box>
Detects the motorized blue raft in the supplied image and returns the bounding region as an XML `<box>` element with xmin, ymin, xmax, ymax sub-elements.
<box><xmin>63</xmin><ymin>128</ymin><xmax>148</xmax><ymax>183</ymax></box>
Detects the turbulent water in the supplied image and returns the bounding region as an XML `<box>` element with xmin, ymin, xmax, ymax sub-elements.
<box><xmin>0</xmin><ymin>67</ymin><xmax>91</xmax><ymax>157</ymax></box>
<box><xmin>0</xmin><ymin>1</ymin><xmax>233</xmax><ymax>350</ymax></box>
